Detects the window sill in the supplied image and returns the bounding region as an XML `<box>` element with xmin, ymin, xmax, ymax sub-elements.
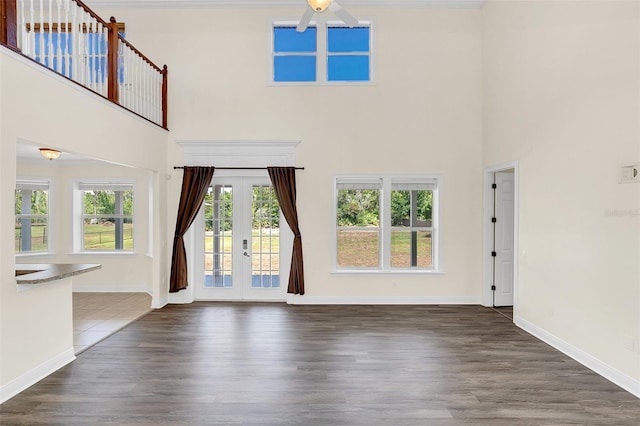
<box><xmin>16</xmin><ymin>252</ymin><xmax>55</xmax><ymax>259</ymax></box>
<box><xmin>269</xmin><ymin>80</ymin><xmax>376</xmax><ymax>87</ymax></box>
<box><xmin>69</xmin><ymin>251</ymin><xmax>137</xmax><ymax>256</ymax></box>
<box><xmin>332</xmin><ymin>269</ymin><xmax>444</xmax><ymax>276</ymax></box>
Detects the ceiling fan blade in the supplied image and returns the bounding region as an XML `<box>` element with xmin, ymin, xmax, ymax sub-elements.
<box><xmin>296</xmin><ymin>6</ymin><xmax>315</xmax><ymax>32</ymax></box>
<box><xmin>329</xmin><ymin>1</ymin><xmax>358</xmax><ymax>27</ymax></box>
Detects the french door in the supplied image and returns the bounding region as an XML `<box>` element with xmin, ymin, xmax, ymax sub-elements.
<box><xmin>194</xmin><ymin>176</ymin><xmax>289</xmax><ymax>301</ymax></box>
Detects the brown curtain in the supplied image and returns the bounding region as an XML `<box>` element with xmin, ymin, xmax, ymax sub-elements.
<box><xmin>169</xmin><ymin>166</ymin><xmax>215</xmax><ymax>293</ymax></box>
<box><xmin>267</xmin><ymin>167</ymin><xmax>304</xmax><ymax>295</ymax></box>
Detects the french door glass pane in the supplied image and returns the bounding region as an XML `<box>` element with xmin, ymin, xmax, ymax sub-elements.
<box><xmin>204</xmin><ymin>185</ymin><xmax>233</xmax><ymax>288</ymax></box>
<box><xmin>251</xmin><ymin>186</ymin><xmax>280</xmax><ymax>288</ymax></box>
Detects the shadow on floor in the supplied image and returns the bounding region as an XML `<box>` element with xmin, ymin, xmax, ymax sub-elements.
<box><xmin>73</xmin><ymin>292</ymin><xmax>151</xmax><ymax>354</ymax></box>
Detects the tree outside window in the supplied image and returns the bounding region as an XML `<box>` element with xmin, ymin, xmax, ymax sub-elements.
<box><xmin>336</xmin><ymin>176</ymin><xmax>439</xmax><ymax>271</ymax></box>
<box><xmin>79</xmin><ymin>183</ymin><xmax>134</xmax><ymax>251</ymax></box>
<box><xmin>15</xmin><ymin>180</ymin><xmax>50</xmax><ymax>253</ymax></box>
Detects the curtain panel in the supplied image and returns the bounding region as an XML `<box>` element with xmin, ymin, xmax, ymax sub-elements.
<box><xmin>169</xmin><ymin>166</ymin><xmax>215</xmax><ymax>293</ymax></box>
<box><xmin>267</xmin><ymin>167</ymin><xmax>305</xmax><ymax>295</ymax></box>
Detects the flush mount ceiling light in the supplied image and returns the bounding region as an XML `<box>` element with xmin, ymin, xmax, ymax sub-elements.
<box><xmin>298</xmin><ymin>0</ymin><xmax>357</xmax><ymax>32</ymax></box>
<box><xmin>308</xmin><ymin>0</ymin><xmax>332</xmax><ymax>12</ymax></box>
<box><xmin>39</xmin><ymin>148</ymin><xmax>62</xmax><ymax>161</ymax></box>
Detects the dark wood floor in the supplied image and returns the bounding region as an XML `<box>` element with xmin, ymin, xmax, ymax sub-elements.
<box><xmin>2</xmin><ymin>303</ymin><xmax>639</xmax><ymax>425</ymax></box>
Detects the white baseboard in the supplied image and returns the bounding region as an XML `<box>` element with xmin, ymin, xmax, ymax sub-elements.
<box><xmin>516</xmin><ymin>316</ymin><xmax>640</xmax><ymax>399</ymax></box>
<box><xmin>72</xmin><ymin>284</ymin><xmax>151</xmax><ymax>294</ymax></box>
<box><xmin>152</xmin><ymin>297</ymin><xmax>168</xmax><ymax>309</ymax></box>
<box><xmin>167</xmin><ymin>291</ymin><xmax>195</xmax><ymax>305</ymax></box>
<box><xmin>286</xmin><ymin>295</ymin><xmax>481</xmax><ymax>305</ymax></box>
<box><xmin>0</xmin><ymin>347</ymin><xmax>76</xmax><ymax>404</ymax></box>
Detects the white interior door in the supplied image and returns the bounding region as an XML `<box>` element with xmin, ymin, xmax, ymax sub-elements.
<box><xmin>195</xmin><ymin>176</ymin><xmax>289</xmax><ymax>301</ymax></box>
<box><xmin>493</xmin><ymin>171</ymin><xmax>515</xmax><ymax>306</ymax></box>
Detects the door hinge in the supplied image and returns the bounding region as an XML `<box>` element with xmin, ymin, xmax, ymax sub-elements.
<box><xmin>491</xmin><ymin>285</ymin><xmax>496</xmax><ymax>291</ymax></box>
<box><xmin>491</xmin><ymin>251</ymin><xmax>497</xmax><ymax>257</ymax></box>
<box><xmin>491</xmin><ymin>217</ymin><xmax>497</xmax><ymax>223</ymax></box>
<box><xmin>492</xmin><ymin>183</ymin><xmax>497</xmax><ymax>189</ymax></box>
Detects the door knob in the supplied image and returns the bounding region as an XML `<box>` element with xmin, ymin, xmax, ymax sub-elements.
<box><xmin>243</xmin><ymin>251</ymin><xmax>250</xmax><ymax>257</ymax></box>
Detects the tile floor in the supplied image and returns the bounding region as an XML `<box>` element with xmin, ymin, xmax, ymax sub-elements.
<box><xmin>73</xmin><ymin>292</ymin><xmax>152</xmax><ymax>354</ymax></box>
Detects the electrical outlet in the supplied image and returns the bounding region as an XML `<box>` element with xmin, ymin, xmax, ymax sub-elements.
<box><xmin>619</xmin><ymin>164</ymin><xmax>639</xmax><ymax>183</ymax></box>
<box><xmin>623</xmin><ymin>335</ymin><xmax>636</xmax><ymax>352</ymax></box>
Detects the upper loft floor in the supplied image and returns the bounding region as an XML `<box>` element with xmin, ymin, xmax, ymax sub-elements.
<box><xmin>0</xmin><ymin>0</ymin><xmax>167</xmax><ymax>129</ymax></box>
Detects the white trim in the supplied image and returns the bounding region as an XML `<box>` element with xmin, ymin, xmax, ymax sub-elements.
<box><xmin>331</xmin><ymin>270</ymin><xmax>445</xmax><ymax>275</ymax></box>
<box><xmin>15</xmin><ymin>176</ymin><xmax>54</xmax><ymax>255</ymax></box>
<box><xmin>86</xmin><ymin>1</ymin><xmax>486</xmax><ymax>10</ymax></box>
<box><xmin>516</xmin><ymin>316</ymin><xmax>640</xmax><ymax>399</ymax></box>
<box><xmin>0</xmin><ymin>348</ymin><xmax>75</xmax><ymax>404</ymax></box>
<box><xmin>151</xmin><ymin>297</ymin><xmax>168</xmax><ymax>309</ymax></box>
<box><xmin>177</xmin><ymin>140</ymin><xmax>300</xmax><ymax>168</ymax></box>
<box><xmin>71</xmin><ymin>178</ymin><xmax>137</xmax><ymax>254</ymax></box>
<box><xmin>286</xmin><ymin>295</ymin><xmax>480</xmax><ymax>305</ymax></box>
<box><xmin>482</xmin><ymin>161</ymin><xmax>519</xmax><ymax>313</ymax></box>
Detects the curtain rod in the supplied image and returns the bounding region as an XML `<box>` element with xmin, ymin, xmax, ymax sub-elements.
<box><xmin>173</xmin><ymin>166</ymin><xmax>304</xmax><ymax>170</ymax></box>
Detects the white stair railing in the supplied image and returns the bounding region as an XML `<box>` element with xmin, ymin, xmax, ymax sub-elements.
<box><xmin>118</xmin><ymin>38</ymin><xmax>164</xmax><ymax>126</ymax></box>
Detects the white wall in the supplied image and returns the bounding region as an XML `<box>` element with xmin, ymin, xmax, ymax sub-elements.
<box><xmin>483</xmin><ymin>0</ymin><xmax>639</xmax><ymax>389</ymax></box>
<box><xmin>99</xmin><ymin>6</ymin><xmax>484</xmax><ymax>302</ymax></box>
<box><xmin>0</xmin><ymin>48</ymin><xmax>168</xmax><ymax>397</ymax></box>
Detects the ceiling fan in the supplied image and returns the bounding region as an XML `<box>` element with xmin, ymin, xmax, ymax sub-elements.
<box><xmin>296</xmin><ymin>0</ymin><xmax>359</xmax><ymax>32</ymax></box>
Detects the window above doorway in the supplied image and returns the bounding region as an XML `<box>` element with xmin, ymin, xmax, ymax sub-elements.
<box><xmin>272</xmin><ymin>21</ymin><xmax>372</xmax><ymax>84</ymax></box>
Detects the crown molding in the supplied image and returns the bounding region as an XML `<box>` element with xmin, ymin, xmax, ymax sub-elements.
<box><xmin>85</xmin><ymin>0</ymin><xmax>486</xmax><ymax>9</ymax></box>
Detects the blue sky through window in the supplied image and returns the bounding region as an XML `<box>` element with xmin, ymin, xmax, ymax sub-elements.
<box><xmin>273</xmin><ymin>24</ymin><xmax>370</xmax><ymax>83</ymax></box>
<box><xmin>327</xmin><ymin>26</ymin><xmax>370</xmax><ymax>82</ymax></box>
<box><xmin>273</xmin><ymin>26</ymin><xmax>317</xmax><ymax>82</ymax></box>
<box><xmin>328</xmin><ymin>27</ymin><xmax>369</xmax><ymax>52</ymax></box>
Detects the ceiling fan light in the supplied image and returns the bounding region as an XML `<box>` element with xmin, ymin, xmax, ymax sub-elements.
<box><xmin>307</xmin><ymin>0</ymin><xmax>332</xmax><ymax>12</ymax></box>
<box><xmin>39</xmin><ymin>148</ymin><xmax>62</xmax><ymax>160</ymax></box>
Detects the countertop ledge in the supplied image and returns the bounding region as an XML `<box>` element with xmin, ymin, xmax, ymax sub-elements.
<box><xmin>16</xmin><ymin>263</ymin><xmax>102</xmax><ymax>284</ymax></box>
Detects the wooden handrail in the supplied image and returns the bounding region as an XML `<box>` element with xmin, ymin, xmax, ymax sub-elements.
<box><xmin>1</xmin><ymin>0</ymin><xmax>17</xmax><ymax>48</ymax></box>
<box><xmin>107</xmin><ymin>16</ymin><xmax>118</xmax><ymax>102</ymax></box>
<box><xmin>74</xmin><ymin>0</ymin><xmax>110</xmax><ymax>27</ymax></box>
<box><xmin>118</xmin><ymin>35</ymin><xmax>164</xmax><ymax>73</ymax></box>
<box><xmin>162</xmin><ymin>65</ymin><xmax>168</xmax><ymax>129</ymax></box>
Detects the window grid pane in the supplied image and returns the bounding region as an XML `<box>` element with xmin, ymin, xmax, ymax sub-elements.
<box><xmin>15</xmin><ymin>183</ymin><xmax>50</xmax><ymax>253</ymax></box>
<box><xmin>252</xmin><ymin>186</ymin><xmax>280</xmax><ymax>288</ymax></box>
<box><xmin>390</xmin><ymin>230</ymin><xmax>432</xmax><ymax>268</ymax></box>
<box><xmin>274</xmin><ymin>26</ymin><xmax>317</xmax><ymax>52</ymax></box>
<box><xmin>274</xmin><ymin>55</ymin><xmax>317</xmax><ymax>82</ymax></box>
<box><xmin>337</xmin><ymin>229</ymin><xmax>380</xmax><ymax>268</ymax></box>
<box><xmin>205</xmin><ymin>185</ymin><xmax>233</xmax><ymax>288</ymax></box>
<box><xmin>328</xmin><ymin>27</ymin><xmax>370</xmax><ymax>52</ymax></box>
<box><xmin>327</xmin><ymin>55</ymin><xmax>370</xmax><ymax>81</ymax></box>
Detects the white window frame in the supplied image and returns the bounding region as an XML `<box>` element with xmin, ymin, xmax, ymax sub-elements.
<box><xmin>72</xmin><ymin>179</ymin><xmax>136</xmax><ymax>254</ymax></box>
<box><xmin>270</xmin><ymin>19</ymin><xmax>374</xmax><ymax>85</ymax></box>
<box><xmin>15</xmin><ymin>177</ymin><xmax>53</xmax><ymax>256</ymax></box>
<box><xmin>333</xmin><ymin>174</ymin><xmax>442</xmax><ymax>274</ymax></box>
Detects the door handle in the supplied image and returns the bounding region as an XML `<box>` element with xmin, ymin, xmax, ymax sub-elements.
<box><xmin>243</xmin><ymin>251</ymin><xmax>250</xmax><ymax>257</ymax></box>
